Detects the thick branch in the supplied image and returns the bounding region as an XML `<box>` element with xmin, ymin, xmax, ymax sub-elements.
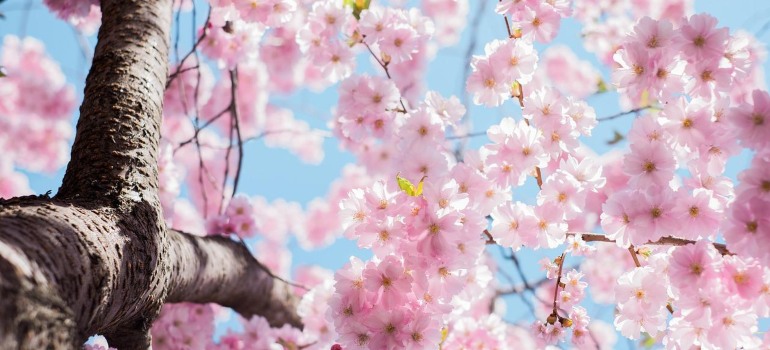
<box><xmin>0</xmin><ymin>197</ymin><xmax>167</xmax><ymax>349</ymax></box>
<box><xmin>165</xmin><ymin>230</ymin><xmax>301</xmax><ymax>328</ymax></box>
<box><xmin>1</xmin><ymin>0</ymin><xmax>303</xmax><ymax>348</ymax></box>
<box><xmin>58</xmin><ymin>0</ymin><xmax>172</xmax><ymax>204</ymax></box>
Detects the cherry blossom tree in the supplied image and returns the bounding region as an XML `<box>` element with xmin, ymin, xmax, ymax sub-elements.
<box><xmin>2</xmin><ymin>0</ymin><xmax>770</xmax><ymax>349</ymax></box>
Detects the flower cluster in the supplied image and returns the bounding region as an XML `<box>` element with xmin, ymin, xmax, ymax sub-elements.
<box><xmin>421</xmin><ymin>0</ymin><xmax>468</xmax><ymax>47</ymax></box>
<box><xmin>495</xmin><ymin>0</ymin><xmax>571</xmax><ymax>43</ymax></box>
<box><xmin>332</xmin><ymin>177</ymin><xmax>493</xmax><ymax>349</ymax></box>
<box><xmin>466</xmin><ymin>39</ymin><xmax>537</xmax><ymax>107</ymax></box>
<box><xmin>24</xmin><ymin>0</ymin><xmax>770</xmax><ymax>348</ymax></box>
<box><xmin>725</xmin><ymin>91</ymin><xmax>770</xmax><ymax>265</ymax></box>
<box><xmin>0</xmin><ymin>35</ymin><xmax>76</xmax><ymax>197</ymax></box>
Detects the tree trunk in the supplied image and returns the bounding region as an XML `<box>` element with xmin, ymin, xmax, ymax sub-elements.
<box><xmin>0</xmin><ymin>0</ymin><xmax>301</xmax><ymax>349</ymax></box>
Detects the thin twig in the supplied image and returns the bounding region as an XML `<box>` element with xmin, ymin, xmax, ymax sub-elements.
<box><xmin>573</xmin><ymin>232</ymin><xmax>731</xmax><ymax>255</ymax></box>
<box><xmin>551</xmin><ymin>253</ymin><xmax>566</xmax><ymax>316</ymax></box>
<box><xmin>459</xmin><ymin>0</ymin><xmax>488</xmax><ymax>110</ymax></box>
<box><xmin>229</xmin><ymin>69</ymin><xmax>244</xmax><ymax>198</ymax></box>
<box><xmin>627</xmin><ymin>246</ymin><xmax>641</xmax><ymax>267</ymax></box>
<box><xmin>596</xmin><ymin>106</ymin><xmax>653</xmax><ymax>122</ymax></box>
<box><xmin>446</xmin><ymin>131</ymin><xmax>487</xmax><ymax>140</ymax></box>
<box><xmin>18</xmin><ymin>0</ymin><xmax>33</xmax><ymax>38</ymax></box>
<box><xmin>361</xmin><ymin>41</ymin><xmax>409</xmax><ymax>112</ymax></box>
<box><xmin>232</xmin><ymin>236</ymin><xmax>310</xmax><ymax>291</ymax></box>
<box><xmin>166</xmin><ymin>9</ymin><xmax>211</xmax><ymax>88</ymax></box>
<box><xmin>499</xmin><ymin>0</ymin><xmax>514</xmax><ymax>38</ymax></box>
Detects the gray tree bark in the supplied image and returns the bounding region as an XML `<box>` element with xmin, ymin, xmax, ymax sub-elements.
<box><xmin>0</xmin><ymin>0</ymin><xmax>301</xmax><ymax>349</ymax></box>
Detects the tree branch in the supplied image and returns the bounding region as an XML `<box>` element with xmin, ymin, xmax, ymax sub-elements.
<box><xmin>596</xmin><ymin>106</ymin><xmax>652</xmax><ymax>122</ymax></box>
<box><xmin>574</xmin><ymin>233</ymin><xmax>731</xmax><ymax>255</ymax></box>
<box><xmin>165</xmin><ymin>230</ymin><xmax>302</xmax><ymax>328</ymax></box>
<box><xmin>57</xmin><ymin>0</ymin><xmax>172</xmax><ymax>205</ymax></box>
<box><xmin>1</xmin><ymin>1</ymin><xmax>305</xmax><ymax>349</ymax></box>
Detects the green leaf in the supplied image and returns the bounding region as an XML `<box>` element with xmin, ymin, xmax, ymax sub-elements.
<box><xmin>640</xmin><ymin>332</ymin><xmax>656</xmax><ymax>348</ymax></box>
<box><xmin>396</xmin><ymin>174</ymin><xmax>426</xmax><ymax>197</ymax></box>
<box><xmin>606</xmin><ymin>130</ymin><xmax>624</xmax><ymax>145</ymax></box>
<box><xmin>343</xmin><ymin>0</ymin><xmax>370</xmax><ymax>20</ymax></box>
<box><xmin>639</xmin><ymin>89</ymin><xmax>650</xmax><ymax>107</ymax></box>
<box><xmin>415</xmin><ymin>177</ymin><xmax>425</xmax><ymax>196</ymax></box>
<box><xmin>396</xmin><ymin>173</ymin><xmax>416</xmax><ymax>196</ymax></box>
<box><xmin>596</xmin><ymin>78</ymin><xmax>608</xmax><ymax>93</ymax></box>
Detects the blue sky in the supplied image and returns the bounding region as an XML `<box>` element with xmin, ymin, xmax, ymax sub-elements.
<box><xmin>3</xmin><ymin>0</ymin><xmax>770</xmax><ymax>347</ymax></box>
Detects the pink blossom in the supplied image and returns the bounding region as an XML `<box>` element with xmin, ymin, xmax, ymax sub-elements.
<box><xmin>533</xmin><ymin>202</ymin><xmax>567</xmax><ymax>248</ymax></box>
<box><xmin>520</xmin><ymin>4</ymin><xmax>561</xmax><ymax>43</ymax></box>
<box><xmin>668</xmin><ymin>240</ymin><xmax>719</xmax><ymax>291</ymax></box>
<box><xmin>632</xmin><ymin>187</ymin><xmax>679</xmax><ymax>244</ymax></box>
<box><xmin>614</xmin><ymin>267</ymin><xmax>669</xmax><ymax>339</ymax></box>
<box><xmin>379</xmin><ymin>26</ymin><xmax>419</xmax><ymax>64</ymax></box>
<box><xmin>613</xmin><ymin>42</ymin><xmax>653</xmax><ymax>101</ymax></box>
<box><xmin>601</xmin><ymin>190</ymin><xmax>643</xmax><ymax>248</ymax></box>
<box><xmin>623</xmin><ymin>140</ymin><xmax>676</xmax><ymax>189</ymax></box>
<box><xmin>677</xmin><ymin>13</ymin><xmax>729</xmax><ymax>63</ymax></box>
<box><xmin>722</xmin><ymin>255</ymin><xmax>764</xmax><ymax>300</ymax></box>
<box><xmin>339</xmin><ymin>188</ymin><xmax>370</xmax><ymax>238</ymax></box>
<box><xmin>723</xmin><ymin>193</ymin><xmax>770</xmax><ymax>265</ymax></box>
<box><xmin>487</xmin><ymin>39</ymin><xmax>538</xmax><ymax>84</ymax></box>
<box><xmin>672</xmin><ymin>190</ymin><xmax>722</xmax><ymax>240</ymax></box>
<box><xmin>466</xmin><ymin>57</ymin><xmax>510</xmax><ymax>107</ymax></box>
<box><xmin>565</xmin><ymin>233</ymin><xmax>596</xmax><ymax>256</ymax></box>
<box><xmin>363</xmin><ymin>309</ymin><xmax>408</xmax><ymax>350</ymax></box>
<box><xmin>729</xmin><ymin>89</ymin><xmax>770</xmax><ymax>150</ymax></box>
<box><xmin>363</xmin><ymin>256</ymin><xmax>413</xmax><ymax>308</ymax></box>
<box><xmin>737</xmin><ymin>152</ymin><xmax>770</xmax><ymax>201</ymax></box>
<box><xmin>537</xmin><ymin>170</ymin><xmax>585</xmax><ymax>219</ymax></box>
<box><xmin>490</xmin><ymin>201</ymin><xmax>538</xmax><ymax>250</ymax></box>
<box><xmin>541</xmin><ymin>45</ymin><xmax>600</xmax><ymax>98</ymax></box>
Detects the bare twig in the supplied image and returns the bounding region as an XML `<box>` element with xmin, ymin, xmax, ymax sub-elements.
<box><xmin>551</xmin><ymin>253</ymin><xmax>566</xmax><ymax>316</ymax></box>
<box><xmin>446</xmin><ymin>131</ymin><xmax>487</xmax><ymax>140</ymax></box>
<box><xmin>166</xmin><ymin>9</ymin><xmax>211</xmax><ymax>88</ymax></box>
<box><xmin>229</xmin><ymin>69</ymin><xmax>245</xmax><ymax>198</ymax></box>
<box><xmin>627</xmin><ymin>245</ymin><xmax>641</xmax><ymax>267</ymax></box>
<box><xmin>361</xmin><ymin>41</ymin><xmax>409</xmax><ymax>112</ymax></box>
<box><xmin>573</xmin><ymin>232</ymin><xmax>731</xmax><ymax>255</ymax></box>
<box><xmin>596</xmin><ymin>106</ymin><xmax>653</xmax><ymax>122</ymax></box>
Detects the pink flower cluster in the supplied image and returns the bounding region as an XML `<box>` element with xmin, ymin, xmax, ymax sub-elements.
<box><xmin>149</xmin><ymin>302</ymin><xmax>313</xmax><ymax>350</ymax></box>
<box><xmin>358</xmin><ymin>6</ymin><xmax>435</xmax><ymax>100</ymax></box>
<box><xmin>151</xmin><ymin>303</ymin><xmax>218</xmax><ymax>349</ymax></box>
<box><xmin>43</xmin><ymin>0</ymin><xmax>100</xmax><ymax>34</ymax></box>
<box><xmin>599</xmin><ymin>15</ymin><xmax>770</xmax><ymax>251</ymax></box>
<box><xmin>300</xmin><ymin>165</ymin><xmax>373</xmax><ymax>249</ymax></box>
<box><xmin>332</xmin><ymin>176</ymin><xmax>494</xmax><ymax>349</ymax></box>
<box><xmin>199</xmin><ymin>6</ymin><xmax>265</xmax><ymax>69</ymax></box>
<box><xmin>0</xmin><ymin>36</ymin><xmax>75</xmax><ymax>174</ymax></box>
<box><xmin>614</xmin><ymin>15</ymin><xmax>732</xmax><ymax>104</ymax></box>
<box><xmin>421</xmin><ymin>0</ymin><xmax>468</xmax><ymax>47</ymax></box>
<box><xmin>725</xmin><ymin>91</ymin><xmax>770</xmax><ymax>265</ymax></box>
<box><xmin>537</xmin><ymin>45</ymin><xmax>602</xmax><ymax>99</ymax></box>
<box><xmin>0</xmin><ymin>35</ymin><xmax>75</xmax><ymax>198</ymax></box>
<box><xmin>485</xmin><ymin>96</ymin><xmax>601</xmax><ymax>249</ymax></box>
<box><xmin>466</xmin><ymin>38</ymin><xmax>537</xmax><ymax>107</ymax></box>
<box><xmin>296</xmin><ymin>1</ymin><xmax>357</xmax><ymax>84</ymax></box>
<box><xmin>32</xmin><ymin>0</ymin><xmax>770</xmax><ymax>347</ymax></box>
<box><xmin>576</xmin><ymin>0</ymin><xmax>692</xmax><ymax>65</ymax></box>
<box><xmin>495</xmin><ymin>0</ymin><xmax>571</xmax><ymax>43</ymax></box>
<box><xmin>600</xmin><ymin>241</ymin><xmax>770</xmax><ymax>349</ymax></box>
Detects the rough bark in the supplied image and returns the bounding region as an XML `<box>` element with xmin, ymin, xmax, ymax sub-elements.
<box><xmin>166</xmin><ymin>230</ymin><xmax>301</xmax><ymax>328</ymax></box>
<box><xmin>0</xmin><ymin>0</ymin><xmax>301</xmax><ymax>348</ymax></box>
